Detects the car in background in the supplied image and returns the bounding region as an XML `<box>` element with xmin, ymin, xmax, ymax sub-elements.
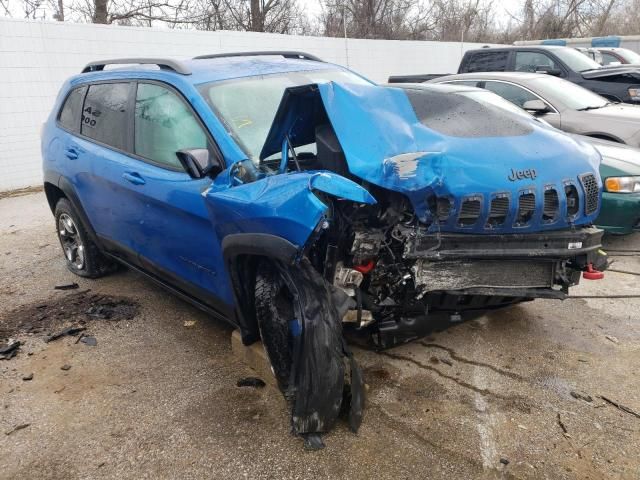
<box><xmin>596</xmin><ymin>47</ymin><xmax>640</xmax><ymax>66</ymax></box>
<box><xmin>429</xmin><ymin>72</ymin><xmax>640</xmax><ymax>147</ymax></box>
<box><xmin>576</xmin><ymin>47</ymin><xmax>603</xmax><ymax>64</ymax></box>
<box><xmin>389</xmin><ymin>45</ymin><xmax>640</xmax><ymax>104</ymax></box>
<box><xmin>422</xmin><ymin>77</ymin><xmax>640</xmax><ymax>234</ymax></box>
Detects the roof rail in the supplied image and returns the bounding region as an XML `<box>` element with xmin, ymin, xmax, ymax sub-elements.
<box><xmin>81</xmin><ymin>58</ymin><xmax>191</xmax><ymax>75</ymax></box>
<box><xmin>193</xmin><ymin>51</ymin><xmax>324</xmax><ymax>62</ymax></box>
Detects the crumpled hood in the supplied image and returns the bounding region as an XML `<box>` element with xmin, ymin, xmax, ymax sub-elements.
<box><xmin>261</xmin><ymin>82</ymin><xmax>602</xmax><ymax>233</ymax></box>
<box><xmin>581</xmin><ymin>66</ymin><xmax>640</xmax><ymax>80</ymax></box>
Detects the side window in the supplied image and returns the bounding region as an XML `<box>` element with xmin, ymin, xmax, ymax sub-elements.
<box><xmin>134</xmin><ymin>83</ymin><xmax>209</xmax><ymax>169</ymax></box>
<box><xmin>515</xmin><ymin>52</ymin><xmax>558</xmax><ymax>72</ymax></box>
<box><xmin>58</xmin><ymin>86</ymin><xmax>86</xmax><ymax>133</ymax></box>
<box><xmin>601</xmin><ymin>52</ymin><xmax>618</xmax><ymax>65</ymax></box>
<box><xmin>464</xmin><ymin>52</ymin><xmax>508</xmax><ymax>72</ymax></box>
<box><xmin>81</xmin><ymin>83</ymin><xmax>130</xmax><ymax>150</ymax></box>
<box><xmin>483</xmin><ymin>81</ymin><xmax>539</xmax><ymax>108</ymax></box>
<box><xmin>444</xmin><ymin>80</ymin><xmax>479</xmax><ymax>87</ymax></box>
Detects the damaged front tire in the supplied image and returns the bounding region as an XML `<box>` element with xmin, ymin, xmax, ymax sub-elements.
<box><xmin>254</xmin><ymin>258</ymin><xmax>364</xmax><ymax>449</ymax></box>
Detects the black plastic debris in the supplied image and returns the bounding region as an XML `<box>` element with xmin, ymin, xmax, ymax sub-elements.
<box><xmin>60</xmin><ymin>364</ymin><xmax>71</xmax><ymax>371</ymax></box>
<box><xmin>500</xmin><ymin>458</ymin><xmax>510</xmax><ymax>466</ymax></box>
<box><xmin>237</xmin><ymin>377</ymin><xmax>266</xmax><ymax>388</ymax></box>
<box><xmin>275</xmin><ymin>259</ymin><xmax>365</xmax><ymax>447</ymax></box>
<box><xmin>0</xmin><ymin>340</ymin><xmax>21</xmax><ymax>360</ymax></box>
<box><xmin>46</xmin><ymin>326</ymin><xmax>86</xmax><ymax>343</ymax></box>
<box><xmin>79</xmin><ymin>335</ymin><xmax>97</xmax><ymax>347</ymax></box>
<box><xmin>54</xmin><ymin>283</ymin><xmax>79</xmax><ymax>291</ymax></box>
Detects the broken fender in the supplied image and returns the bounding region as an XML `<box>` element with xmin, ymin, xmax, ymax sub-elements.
<box><xmin>205</xmin><ymin>170</ymin><xmax>375</xmax><ymax>250</ymax></box>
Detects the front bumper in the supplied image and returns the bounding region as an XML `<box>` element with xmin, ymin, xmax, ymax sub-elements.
<box><xmin>596</xmin><ymin>192</ymin><xmax>640</xmax><ymax>235</ymax></box>
<box><xmin>406</xmin><ymin>227</ymin><xmax>605</xmax><ymax>299</ymax></box>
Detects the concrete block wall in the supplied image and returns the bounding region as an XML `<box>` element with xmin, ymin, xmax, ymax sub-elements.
<box><xmin>0</xmin><ymin>17</ymin><xmax>498</xmax><ymax>191</ymax></box>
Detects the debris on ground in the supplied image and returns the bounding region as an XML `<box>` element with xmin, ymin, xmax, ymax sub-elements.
<box><xmin>557</xmin><ymin>413</ymin><xmax>569</xmax><ymax>435</ymax></box>
<box><xmin>236</xmin><ymin>377</ymin><xmax>266</xmax><ymax>388</ymax></box>
<box><xmin>60</xmin><ymin>364</ymin><xmax>71</xmax><ymax>371</ymax></box>
<box><xmin>500</xmin><ymin>458</ymin><xmax>510</xmax><ymax>466</ymax></box>
<box><xmin>46</xmin><ymin>326</ymin><xmax>85</xmax><ymax>343</ymax></box>
<box><xmin>183</xmin><ymin>320</ymin><xmax>196</xmax><ymax>328</ymax></box>
<box><xmin>600</xmin><ymin>395</ymin><xmax>640</xmax><ymax>419</ymax></box>
<box><xmin>571</xmin><ymin>390</ymin><xmax>593</xmax><ymax>403</ymax></box>
<box><xmin>0</xmin><ymin>340</ymin><xmax>21</xmax><ymax>360</ymax></box>
<box><xmin>22</xmin><ymin>373</ymin><xmax>33</xmax><ymax>381</ymax></box>
<box><xmin>54</xmin><ymin>283</ymin><xmax>79</xmax><ymax>291</ymax></box>
<box><xmin>5</xmin><ymin>423</ymin><xmax>30</xmax><ymax>436</ymax></box>
<box><xmin>0</xmin><ymin>291</ymin><xmax>139</xmax><ymax>341</ymax></box>
<box><xmin>79</xmin><ymin>335</ymin><xmax>97</xmax><ymax>346</ymax></box>
<box><xmin>302</xmin><ymin>433</ymin><xmax>325</xmax><ymax>451</ymax></box>
<box><xmin>605</xmin><ymin>335</ymin><xmax>620</xmax><ymax>344</ymax></box>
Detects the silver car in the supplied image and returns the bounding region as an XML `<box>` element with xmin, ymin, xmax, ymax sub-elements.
<box><xmin>429</xmin><ymin>72</ymin><xmax>640</xmax><ymax>147</ymax></box>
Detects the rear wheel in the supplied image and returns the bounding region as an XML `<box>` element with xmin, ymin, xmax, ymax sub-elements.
<box><xmin>54</xmin><ymin>198</ymin><xmax>118</xmax><ymax>278</ymax></box>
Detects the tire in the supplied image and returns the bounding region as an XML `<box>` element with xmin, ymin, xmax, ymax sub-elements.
<box><xmin>54</xmin><ymin>198</ymin><xmax>117</xmax><ymax>278</ymax></box>
<box><xmin>254</xmin><ymin>260</ymin><xmax>295</xmax><ymax>393</ymax></box>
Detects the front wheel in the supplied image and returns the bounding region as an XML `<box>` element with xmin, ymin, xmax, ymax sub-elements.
<box><xmin>54</xmin><ymin>198</ymin><xmax>118</xmax><ymax>278</ymax></box>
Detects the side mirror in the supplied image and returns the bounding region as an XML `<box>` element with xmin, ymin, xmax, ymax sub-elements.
<box><xmin>176</xmin><ymin>148</ymin><xmax>223</xmax><ymax>179</ymax></box>
<box><xmin>535</xmin><ymin>66</ymin><xmax>562</xmax><ymax>76</ymax></box>
<box><xmin>523</xmin><ymin>99</ymin><xmax>549</xmax><ymax>114</ymax></box>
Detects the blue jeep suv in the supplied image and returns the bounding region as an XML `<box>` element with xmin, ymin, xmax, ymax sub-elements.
<box><xmin>42</xmin><ymin>52</ymin><xmax>606</xmax><ymax>446</ymax></box>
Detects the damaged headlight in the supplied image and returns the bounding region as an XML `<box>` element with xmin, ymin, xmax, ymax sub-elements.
<box><xmin>604</xmin><ymin>176</ymin><xmax>640</xmax><ymax>193</ymax></box>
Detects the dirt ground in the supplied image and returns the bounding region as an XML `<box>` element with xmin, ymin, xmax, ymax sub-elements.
<box><xmin>1</xmin><ymin>191</ymin><xmax>639</xmax><ymax>480</ymax></box>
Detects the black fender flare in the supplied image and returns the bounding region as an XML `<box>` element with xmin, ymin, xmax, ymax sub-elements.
<box><xmin>221</xmin><ymin>233</ymin><xmax>300</xmax><ymax>344</ymax></box>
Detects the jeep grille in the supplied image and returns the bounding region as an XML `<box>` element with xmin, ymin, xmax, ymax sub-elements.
<box><xmin>565</xmin><ymin>184</ymin><xmax>579</xmax><ymax>217</ymax></box>
<box><xmin>458</xmin><ymin>198</ymin><xmax>481</xmax><ymax>227</ymax></box>
<box><xmin>543</xmin><ymin>189</ymin><xmax>559</xmax><ymax>222</ymax></box>
<box><xmin>516</xmin><ymin>193</ymin><xmax>535</xmax><ymax>225</ymax></box>
<box><xmin>488</xmin><ymin>196</ymin><xmax>509</xmax><ymax>227</ymax></box>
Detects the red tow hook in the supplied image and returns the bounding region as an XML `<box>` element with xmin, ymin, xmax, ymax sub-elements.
<box><xmin>354</xmin><ymin>260</ymin><xmax>375</xmax><ymax>274</ymax></box>
<box><xmin>583</xmin><ymin>263</ymin><xmax>604</xmax><ymax>280</ymax></box>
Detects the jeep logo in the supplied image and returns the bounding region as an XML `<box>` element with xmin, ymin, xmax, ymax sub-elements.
<box><xmin>508</xmin><ymin>168</ymin><xmax>537</xmax><ymax>181</ymax></box>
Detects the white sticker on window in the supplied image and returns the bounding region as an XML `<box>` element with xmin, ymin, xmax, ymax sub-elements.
<box><xmin>568</xmin><ymin>242</ymin><xmax>582</xmax><ymax>250</ymax></box>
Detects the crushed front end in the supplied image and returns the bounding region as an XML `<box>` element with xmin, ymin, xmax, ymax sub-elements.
<box><xmin>260</xmin><ymin>81</ymin><xmax>607</xmax><ymax>349</ymax></box>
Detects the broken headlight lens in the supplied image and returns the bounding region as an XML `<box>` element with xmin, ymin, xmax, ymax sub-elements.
<box><xmin>604</xmin><ymin>176</ymin><xmax>640</xmax><ymax>193</ymax></box>
<box><xmin>628</xmin><ymin>87</ymin><xmax>640</xmax><ymax>101</ymax></box>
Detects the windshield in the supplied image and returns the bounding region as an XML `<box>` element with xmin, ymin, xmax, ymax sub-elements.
<box><xmin>199</xmin><ymin>69</ymin><xmax>372</xmax><ymax>163</ymax></box>
<box><xmin>618</xmin><ymin>48</ymin><xmax>640</xmax><ymax>64</ymax></box>
<box><xmin>553</xmin><ymin>48</ymin><xmax>602</xmax><ymax>72</ymax></box>
<box><xmin>530</xmin><ymin>76</ymin><xmax>608</xmax><ymax>110</ymax></box>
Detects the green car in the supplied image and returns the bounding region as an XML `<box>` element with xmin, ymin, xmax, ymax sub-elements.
<box><xmin>586</xmin><ymin>137</ymin><xmax>640</xmax><ymax>234</ymax></box>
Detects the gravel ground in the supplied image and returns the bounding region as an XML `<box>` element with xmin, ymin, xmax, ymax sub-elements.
<box><xmin>1</xmin><ymin>191</ymin><xmax>639</xmax><ymax>480</ymax></box>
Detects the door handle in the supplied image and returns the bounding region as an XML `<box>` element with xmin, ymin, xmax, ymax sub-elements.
<box><xmin>64</xmin><ymin>147</ymin><xmax>79</xmax><ymax>160</ymax></box>
<box><xmin>122</xmin><ymin>172</ymin><xmax>146</xmax><ymax>186</ymax></box>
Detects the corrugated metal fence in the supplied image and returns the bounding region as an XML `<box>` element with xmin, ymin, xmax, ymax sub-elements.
<box><xmin>0</xmin><ymin>17</ymin><xmax>497</xmax><ymax>191</ymax></box>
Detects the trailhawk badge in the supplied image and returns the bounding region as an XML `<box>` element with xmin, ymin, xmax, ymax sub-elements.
<box><xmin>508</xmin><ymin>168</ymin><xmax>537</xmax><ymax>181</ymax></box>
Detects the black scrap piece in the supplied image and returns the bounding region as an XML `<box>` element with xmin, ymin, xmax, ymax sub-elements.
<box><xmin>22</xmin><ymin>373</ymin><xmax>33</xmax><ymax>381</ymax></box>
<box><xmin>46</xmin><ymin>326</ymin><xmax>86</xmax><ymax>343</ymax></box>
<box><xmin>277</xmin><ymin>259</ymin><xmax>365</xmax><ymax>443</ymax></box>
<box><xmin>236</xmin><ymin>377</ymin><xmax>266</xmax><ymax>388</ymax></box>
<box><xmin>79</xmin><ymin>335</ymin><xmax>97</xmax><ymax>346</ymax></box>
<box><xmin>54</xmin><ymin>283</ymin><xmax>79</xmax><ymax>291</ymax></box>
<box><xmin>0</xmin><ymin>340</ymin><xmax>21</xmax><ymax>360</ymax></box>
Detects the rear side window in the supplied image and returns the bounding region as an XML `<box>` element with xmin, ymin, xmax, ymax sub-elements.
<box><xmin>463</xmin><ymin>51</ymin><xmax>508</xmax><ymax>72</ymax></box>
<box><xmin>58</xmin><ymin>86</ymin><xmax>86</xmax><ymax>133</ymax></box>
<box><xmin>600</xmin><ymin>52</ymin><xmax>619</xmax><ymax>65</ymax></box>
<box><xmin>81</xmin><ymin>83</ymin><xmax>130</xmax><ymax>151</ymax></box>
<box><xmin>514</xmin><ymin>51</ymin><xmax>558</xmax><ymax>72</ymax></box>
<box><xmin>134</xmin><ymin>83</ymin><xmax>209</xmax><ymax>169</ymax></box>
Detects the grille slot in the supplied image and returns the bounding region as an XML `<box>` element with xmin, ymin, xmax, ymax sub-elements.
<box><xmin>488</xmin><ymin>196</ymin><xmax>509</xmax><ymax>227</ymax></box>
<box><xmin>579</xmin><ymin>173</ymin><xmax>599</xmax><ymax>215</ymax></box>
<box><xmin>458</xmin><ymin>198</ymin><xmax>481</xmax><ymax>227</ymax></box>
<box><xmin>565</xmin><ymin>184</ymin><xmax>579</xmax><ymax>217</ymax></box>
<box><xmin>436</xmin><ymin>197</ymin><xmax>451</xmax><ymax>223</ymax></box>
<box><xmin>516</xmin><ymin>193</ymin><xmax>535</xmax><ymax>225</ymax></box>
<box><xmin>543</xmin><ymin>189</ymin><xmax>559</xmax><ymax>222</ymax></box>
